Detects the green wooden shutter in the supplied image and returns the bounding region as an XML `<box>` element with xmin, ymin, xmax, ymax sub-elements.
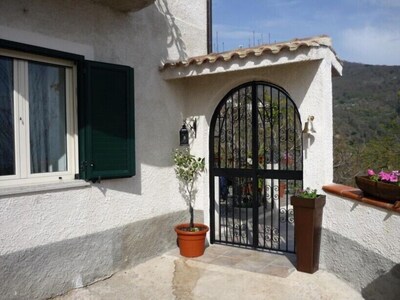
<box><xmin>80</xmin><ymin>61</ymin><xmax>135</xmax><ymax>181</ymax></box>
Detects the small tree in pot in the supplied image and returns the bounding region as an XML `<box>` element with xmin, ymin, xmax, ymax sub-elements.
<box><xmin>174</xmin><ymin>148</ymin><xmax>208</xmax><ymax>257</ymax></box>
<box><xmin>174</xmin><ymin>148</ymin><xmax>206</xmax><ymax>230</ymax></box>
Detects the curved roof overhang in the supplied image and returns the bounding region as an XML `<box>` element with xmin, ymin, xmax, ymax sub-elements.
<box><xmin>92</xmin><ymin>0</ymin><xmax>155</xmax><ymax>13</ymax></box>
<box><xmin>160</xmin><ymin>35</ymin><xmax>343</xmax><ymax>80</ymax></box>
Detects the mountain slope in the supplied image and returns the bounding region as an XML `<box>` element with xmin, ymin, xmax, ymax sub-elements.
<box><xmin>333</xmin><ymin>62</ymin><xmax>400</xmax><ymax>144</ymax></box>
<box><xmin>332</xmin><ymin>62</ymin><xmax>400</xmax><ymax>184</ymax></box>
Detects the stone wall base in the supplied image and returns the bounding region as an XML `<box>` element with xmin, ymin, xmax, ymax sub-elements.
<box><xmin>320</xmin><ymin>228</ymin><xmax>400</xmax><ymax>299</ymax></box>
<box><xmin>0</xmin><ymin>210</ymin><xmax>204</xmax><ymax>299</ymax></box>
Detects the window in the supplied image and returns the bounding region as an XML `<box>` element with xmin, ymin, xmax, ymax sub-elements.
<box><xmin>0</xmin><ymin>50</ymin><xmax>77</xmax><ymax>186</ymax></box>
<box><xmin>0</xmin><ymin>41</ymin><xmax>135</xmax><ymax>187</ymax></box>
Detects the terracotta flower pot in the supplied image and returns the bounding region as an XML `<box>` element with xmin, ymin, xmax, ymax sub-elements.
<box><xmin>291</xmin><ymin>195</ymin><xmax>326</xmax><ymax>274</ymax></box>
<box><xmin>355</xmin><ymin>176</ymin><xmax>400</xmax><ymax>204</ymax></box>
<box><xmin>175</xmin><ymin>223</ymin><xmax>209</xmax><ymax>258</ymax></box>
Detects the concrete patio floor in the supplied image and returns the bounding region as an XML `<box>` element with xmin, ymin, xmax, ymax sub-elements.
<box><xmin>54</xmin><ymin>245</ymin><xmax>362</xmax><ymax>300</ymax></box>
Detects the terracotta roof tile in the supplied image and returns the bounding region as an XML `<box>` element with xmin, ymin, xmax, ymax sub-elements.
<box><xmin>160</xmin><ymin>35</ymin><xmax>338</xmax><ymax>71</ymax></box>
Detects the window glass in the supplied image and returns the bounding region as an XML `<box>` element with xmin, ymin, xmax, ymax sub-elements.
<box><xmin>0</xmin><ymin>56</ymin><xmax>15</xmax><ymax>176</ymax></box>
<box><xmin>28</xmin><ymin>62</ymin><xmax>67</xmax><ymax>173</ymax></box>
<box><xmin>0</xmin><ymin>44</ymin><xmax>137</xmax><ymax>185</ymax></box>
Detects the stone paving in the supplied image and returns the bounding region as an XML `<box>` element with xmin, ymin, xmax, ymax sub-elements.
<box><xmin>188</xmin><ymin>245</ymin><xmax>296</xmax><ymax>278</ymax></box>
<box><xmin>54</xmin><ymin>245</ymin><xmax>363</xmax><ymax>300</ymax></box>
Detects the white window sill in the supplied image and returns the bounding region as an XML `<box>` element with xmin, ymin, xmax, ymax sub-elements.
<box><xmin>0</xmin><ymin>180</ymin><xmax>91</xmax><ymax>197</ymax></box>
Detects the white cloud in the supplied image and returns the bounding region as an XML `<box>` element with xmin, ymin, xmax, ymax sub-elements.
<box><xmin>340</xmin><ymin>26</ymin><xmax>400</xmax><ymax>65</ymax></box>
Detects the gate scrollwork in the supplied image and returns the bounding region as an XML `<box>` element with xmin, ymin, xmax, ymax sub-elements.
<box><xmin>210</xmin><ymin>82</ymin><xmax>302</xmax><ymax>254</ymax></box>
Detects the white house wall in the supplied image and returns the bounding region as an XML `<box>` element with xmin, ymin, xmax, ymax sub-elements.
<box><xmin>181</xmin><ymin>59</ymin><xmax>334</xmax><ymax>214</ymax></box>
<box><xmin>321</xmin><ymin>193</ymin><xmax>400</xmax><ymax>298</ymax></box>
<box><xmin>3</xmin><ymin>0</ymin><xmax>383</xmax><ymax>298</ymax></box>
<box><xmin>177</xmin><ymin>57</ymin><xmax>399</xmax><ymax>298</ymax></box>
<box><xmin>0</xmin><ymin>0</ymin><xmax>206</xmax><ymax>299</ymax></box>
<box><xmin>157</xmin><ymin>59</ymin><xmax>329</xmax><ymax>261</ymax></box>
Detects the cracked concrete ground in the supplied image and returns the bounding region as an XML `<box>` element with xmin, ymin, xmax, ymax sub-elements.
<box><xmin>54</xmin><ymin>245</ymin><xmax>362</xmax><ymax>300</ymax></box>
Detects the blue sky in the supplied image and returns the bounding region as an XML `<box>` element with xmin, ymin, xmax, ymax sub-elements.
<box><xmin>213</xmin><ymin>0</ymin><xmax>400</xmax><ymax>65</ymax></box>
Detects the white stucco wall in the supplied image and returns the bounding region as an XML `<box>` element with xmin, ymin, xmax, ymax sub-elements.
<box><xmin>0</xmin><ymin>0</ymin><xmax>206</xmax><ymax>253</ymax></box>
<box><xmin>178</xmin><ymin>54</ymin><xmax>400</xmax><ymax>296</ymax></box>
<box><xmin>1</xmin><ymin>0</ymin><xmax>366</xmax><ymax>298</ymax></box>
<box><xmin>321</xmin><ymin>193</ymin><xmax>400</xmax><ymax>296</ymax></box>
<box><xmin>323</xmin><ymin>194</ymin><xmax>399</xmax><ymax>263</ymax></box>
<box><xmin>0</xmin><ymin>0</ymin><xmax>207</xmax><ymax>298</ymax></box>
<box><xmin>0</xmin><ymin>0</ymin><xmax>336</xmax><ymax>258</ymax></box>
<box><xmin>179</xmin><ymin>58</ymin><xmax>336</xmax><ymax>218</ymax></box>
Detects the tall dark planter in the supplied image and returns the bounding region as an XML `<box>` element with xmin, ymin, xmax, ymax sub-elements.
<box><xmin>291</xmin><ymin>195</ymin><xmax>326</xmax><ymax>274</ymax></box>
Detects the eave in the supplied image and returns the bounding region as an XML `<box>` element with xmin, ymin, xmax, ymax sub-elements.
<box><xmin>92</xmin><ymin>0</ymin><xmax>155</xmax><ymax>13</ymax></box>
<box><xmin>160</xmin><ymin>35</ymin><xmax>343</xmax><ymax>80</ymax></box>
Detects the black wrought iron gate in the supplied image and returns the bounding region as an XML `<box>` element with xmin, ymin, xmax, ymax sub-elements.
<box><xmin>209</xmin><ymin>81</ymin><xmax>303</xmax><ymax>253</ymax></box>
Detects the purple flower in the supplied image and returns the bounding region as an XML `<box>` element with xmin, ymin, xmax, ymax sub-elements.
<box><xmin>367</xmin><ymin>169</ymin><xmax>375</xmax><ymax>176</ymax></box>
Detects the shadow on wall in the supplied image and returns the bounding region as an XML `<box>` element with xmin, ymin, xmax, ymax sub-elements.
<box><xmin>0</xmin><ymin>0</ymin><xmax>186</xmax><ymax>193</ymax></box>
<box><xmin>128</xmin><ymin>0</ymin><xmax>190</xmax><ymax>169</ymax></box>
<box><xmin>362</xmin><ymin>264</ymin><xmax>400</xmax><ymax>300</ymax></box>
<box><xmin>0</xmin><ymin>210</ymin><xmax>192</xmax><ymax>299</ymax></box>
<box><xmin>86</xmin><ymin>0</ymin><xmax>191</xmax><ymax>194</ymax></box>
<box><xmin>321</xmin><ymin>228</ymin><xmax>400</xmax><ymax>299</ymax></box>
<box><xmin>156</xmin><ymin>0</ymin><xmax>188</xmax><ymax>61</ymax></box>
<box><xmin>183</xmin><ymin>60</ymin><xmax>321</xmax><ymax>131</ymax></box>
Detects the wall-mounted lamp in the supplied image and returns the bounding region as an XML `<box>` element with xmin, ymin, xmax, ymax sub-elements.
<box><xmin>302</xmin><ymin>116</ymin><xmax>316</xmax><ymax>135</ymax></box>
<box><xmin>179</xmin><ymin>119</ymin><xmax>197</xmax><ymax>146</ymax></box>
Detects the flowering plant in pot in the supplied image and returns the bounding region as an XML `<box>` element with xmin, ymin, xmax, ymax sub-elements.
<box><xmin>294</xmin><ymin>187</ymin><xmax>318</xmax><ymax>199</ymax></box>
<box><xmin>367</xmin><ymin>169</ymin><xmax>399</xmax><ymax>185</ymax></box>
<box><xmin>355</xmin><ymin>169</ymin><xmax>400</xmax><ymax>203</ymax></box>
<box><xmin>290</xmin><ymin>187</ymin><xmax>326</xmax><ymax>274</ymax></box>
<box><xmin>173</xmin><ymin>148</ymin><xmax>208</xmax><ymax>257</ymax></box>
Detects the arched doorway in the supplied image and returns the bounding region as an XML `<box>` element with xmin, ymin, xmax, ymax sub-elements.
<box><xmin>209</xmin><ymin>81</ymin><xmax>303</xmax><ymax>253</ymax></box>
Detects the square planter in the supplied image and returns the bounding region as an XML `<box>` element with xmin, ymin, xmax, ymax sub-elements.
<box><xmin>291</xmin><ymin>195</ymin><xmax>326</xmax><ymax>274</ymax></box>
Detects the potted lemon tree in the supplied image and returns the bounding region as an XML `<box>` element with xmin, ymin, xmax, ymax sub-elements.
<box><xmin>174</xmin><ymin>148</ymin><xmax>209</xmax><ymax>257</ymax></box>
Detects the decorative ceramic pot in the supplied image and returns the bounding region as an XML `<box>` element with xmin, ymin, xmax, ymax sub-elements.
<box><xmin>355</xmin><ymin>176</ymin><xmax>400</xmax><ymax>204</ymax></box>
<box><xmin>175</xmin><ymin>223</ymin><xmax>209</xmax><ymax>258</ymax></box>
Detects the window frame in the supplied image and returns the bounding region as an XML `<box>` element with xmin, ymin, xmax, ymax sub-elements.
<box><xmin>0</xmin><ymin>38</ymin><xmax>136</xmax><ymax>187</ymax></box>
<box><xmin>0</xmin><ymin>48</ymin><xmax>79</xmax><ymax>186</ymax></box>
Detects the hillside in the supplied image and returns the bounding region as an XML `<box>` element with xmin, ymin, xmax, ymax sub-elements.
<box><xmin>333</xmin><ymin>62</ymin><xmax>400</xmax><ymax>144</ymax></box>
<box><xmin>332</xmin><ymin>62</ymin><xmax>400</xmax><ymax>185</ymax></box>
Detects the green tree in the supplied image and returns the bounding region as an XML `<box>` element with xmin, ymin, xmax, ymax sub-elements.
<box><xmin>360</xmin><ymin>121</ymin><xmax>400</xmax><ymax>171</ymax></box>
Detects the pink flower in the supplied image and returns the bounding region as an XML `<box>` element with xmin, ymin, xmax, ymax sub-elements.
<box><xmin>366</xmin><ymin>169</ymin><xmax>399</xmax><ymax>184</ymax></box>
<box><xmin>379</xmin><ymin>171</ymin><xmax>391</xmax><ymax>181</ymax></box>
<box><xmin>389</xmin><ymin>171</ymin><xmax>399</xmax><ymax>182</ymax></box>
<box><xmin>378</xmin><ymin>171</ymin><xmax>399</xmax><ymax>182</ymax></box>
